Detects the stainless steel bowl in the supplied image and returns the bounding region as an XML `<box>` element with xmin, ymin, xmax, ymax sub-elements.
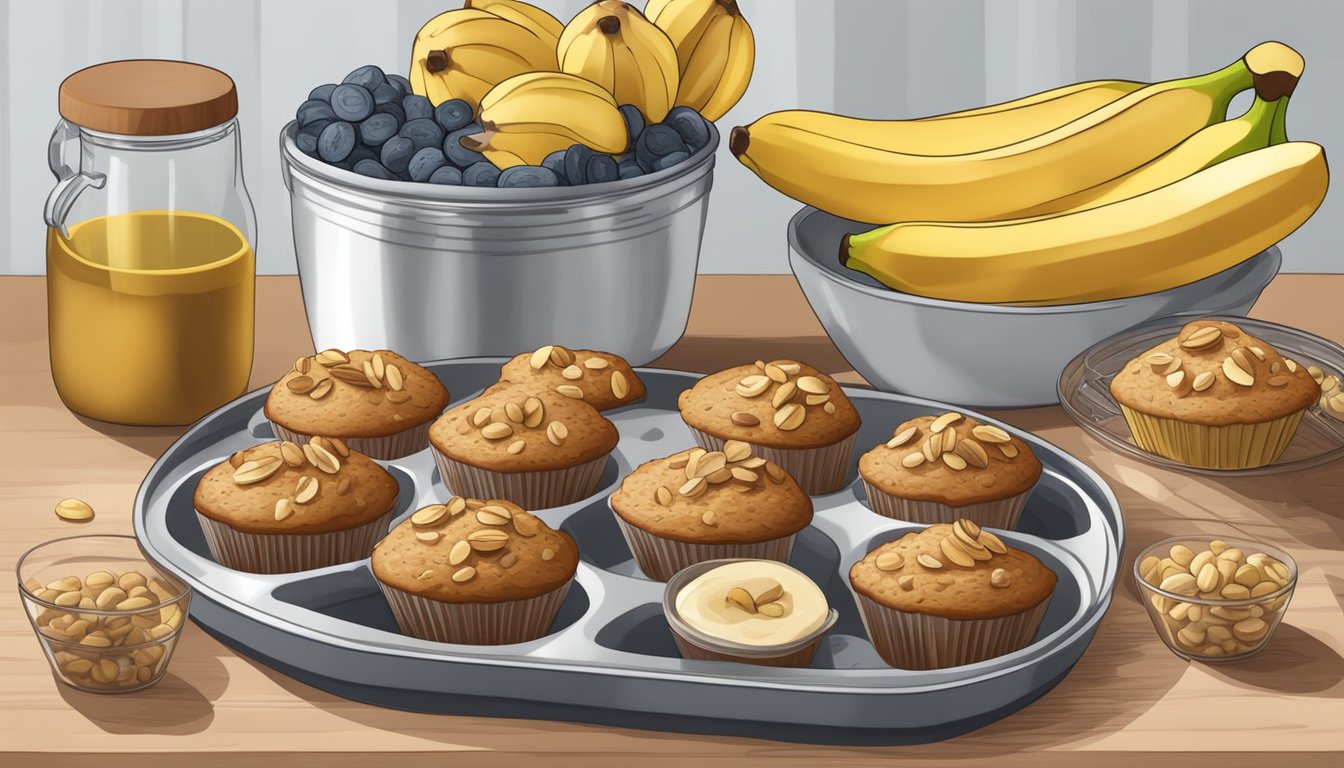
<box><xmin>279</xmin><ymin>121</ymin><xmax>716</xmax><ymax>364</ymax></box>
<box><xmin>788</xmin><ymin>207</ymin><xmax>1283</xmax><ymax>408</ymax></box>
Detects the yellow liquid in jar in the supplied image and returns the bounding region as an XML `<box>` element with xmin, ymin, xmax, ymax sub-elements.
<box><xmin>47</xmin><ymin>210</ymin><xmax>254</xmax><ymax>425</ymax></box>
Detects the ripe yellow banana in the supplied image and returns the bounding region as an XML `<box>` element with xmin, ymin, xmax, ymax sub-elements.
<box><xmin>463</xmin><ymin>72</ymin><xmax>629</xmax><ymax>168</ymax></box>
<box><xmin>558</xmin><ymin>1</ymin><xmax>680</xmax><ymax>122</ymax></box>
<box><xmin>464</xmin><ymin>0</ymin><xmax>563</xmax><ymax>45</ymax></box>
<box><xmin>734</xmin><ymin>41</ymin><xmax>1305</xmax><ymax>224</ymax></box>
<box><xmin>923</xmin><ymin>79</ymin><xmax>1142</xmax><ymax>120</ymax></box>
<box><xmin>841</xmin><ymin>142</ymin><xmax>1328</xmax><ymax>306</ymax></box>
<box><xmin>410</xmin><ymin>8</ymin><xmax>559</xmax><ymax>110</ymax></box>
<box><xmin>646</xmin><ymin>0</ymin><xmax>755</xmax><ymax>120</ymax></box>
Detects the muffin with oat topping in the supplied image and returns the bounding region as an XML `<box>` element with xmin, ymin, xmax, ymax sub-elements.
<box><xmin>608</xmin><ymin>442</ymin><xmax>813</xmax><ymax>581</ymax></box>
<box><xmin>677</xmin><ymin>360</ymin><xmax>861</xmax><ymax>495</ymax></box>
<box><xmin>850</xmin><ymin>520</ymin><xmax>1056</xmax><ymax>669</ymax></box>
<box><xmin>372</xmin><ymin>497</ymin><xmax>579</xmax><ymax>645</ymax></box>
<box><xmin>1110</xmin><ymin>320</ymin><xmax>1319</xmax><ymax>469</ymax></box>
<box><xmin>494</xmin><ymin>344</ymin><xmax>646</xmax><ymax>411</ymax></box>
<box><xmin>428</xmin><ymin>387</ymin><xmax>618</xmax><ymax>509</ymax></box>
<box><xmin>265</xmin><ymin>348</ymin><xmax>449</xmax><ymax>460</ymax></box>
<box><xmin>858</xmin><ymin>412</ymin><xmax>1040</xmax><ymax>529</ymax></box>
<box><xmin>194</xmin><ymin>439</ymin><xmax>400</xmax><ymax>573</ymax></box>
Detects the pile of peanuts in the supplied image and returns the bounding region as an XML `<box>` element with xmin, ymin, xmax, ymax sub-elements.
<box><xmin>23</xmin><ymin>569</ymin><xmax>185</xmax><ymax>690</ymax></box>
<box><xmin>1139</xmin><ymin>539</ymin><xmax>1292</xmax><ymax>659</ymax></box>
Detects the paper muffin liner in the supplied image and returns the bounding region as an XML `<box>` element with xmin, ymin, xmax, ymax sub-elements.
<box><xmin>1117</xmin><ymin>405</ymin><xmax>1305</xmax><ymax>470</ymax></box>
<box><xmin>195</xmin><ymin>507</ymin><xmax>395</xmax><ymax>574</ymax></box>
<box><xmin>613</xmin><ymin>514</ymin><xmax>796</xmax><ymax>582</ymax></box>
<box><xmin>270</xmin><ymin>421</ymin><xmax>433</xmax><ymax>461</ymax></box>
<box><xmin>856</xmin><ymin>592</ymin><xmax>1050</xmax><ymax>670</ymax></box>
<box><xmin>688</xmin><ymin>426</ymin><xmax>857</xmax><ymax>496</ymax></box>
<box><xmin>377</xmin><ymin>579</ymin><xmax>571</xmax><ymax>645</ymax></box>
<box><xmin>669</xmin><ymin>632</ymin><xmax>824</xmax><ymax>668</ymax></box>
<box><xmin>432</xmin><ymin>448</ymin><xmax>609</xmax><ymax>510</ymax></box>
<box><xmin>862</xmin><ymin>482</ymin><xmax>1031</xmax><ymax>530</ymax></box>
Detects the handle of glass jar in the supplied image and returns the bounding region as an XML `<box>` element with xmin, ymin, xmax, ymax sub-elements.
<box><xmin>44</xmin><ymin>120</ymin><xmax>105</xmax><ymax>237</ymax></box>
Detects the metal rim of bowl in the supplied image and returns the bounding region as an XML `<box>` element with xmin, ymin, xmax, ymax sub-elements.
<box><xmin>279</xmin><ymin>119</ymin><xmax>719</xmax><ymax>205</ymax></box>
<box><xmin>787</xmin><ymin>206</ymin><xmax>1283</xmax><ymax>316</ymax></box>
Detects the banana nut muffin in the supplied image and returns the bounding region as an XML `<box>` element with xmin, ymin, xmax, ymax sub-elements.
<box><xmin>1109</xmin><ymin>320</ymin><xmax>1319</xmax><ymax>469</ymax></box>
<box><xmin>429</xmin><ymin>387</ymin><xmax>618</xmax><ymax>509</ymax></box>
<box><xmin>859</xmin><ymin>411</ymin><xmax>1041</xmax><ymax>529</ymax></box>
<box><xmin>678</xmin><ymin>359</ymin><xmax>862</xmax><ymax>494</ymax></box>
<box><xmin>609</xmin><ymin>440</ymin><xmax>813</xmax><ymax>581</ymax></box>
<box><xmin>266</xmin><ymin>348</ymin><xmax>449</xmax><ymax>460</ymax></box>
<box><xmin>494</xmin><ymin>344</ymin><xmax>645</xmax><ymax>411</ymax></box>
<box><xmin>372</xmin><ymin>497</ymin><xmax>579</xmax><ymax>645</ymax></box>
<box><xmin>850</xmin><ymin>520</ymin><xmax>1056</xmax><ymax>669</ymax></box>
<box><xmin>194</xmin><ymin>438</ymin><xmax>399</xmax><ymax>573</ymax></box>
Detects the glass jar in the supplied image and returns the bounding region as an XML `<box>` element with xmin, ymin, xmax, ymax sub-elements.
<box><xmin>44</xmin><ymin>60</ymin><xmax>257</xmax><ymax>426</ymax></box>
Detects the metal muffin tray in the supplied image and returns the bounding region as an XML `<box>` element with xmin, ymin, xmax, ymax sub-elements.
<box><xmin>134</xmin><ymin>361</ymin><xmax>1123</xmax><ymax>744</ymax></box>
<box><xmin>1059</xmin><ymin>315</ymin><xmax>1344</xmax><ymax>475</ymax></box>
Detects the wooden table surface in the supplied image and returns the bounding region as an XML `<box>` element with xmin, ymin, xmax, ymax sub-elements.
<box><xmin>2</xmin><ymin>275</ymin><xmax>1342</xmax><ymax>767</ymax></box>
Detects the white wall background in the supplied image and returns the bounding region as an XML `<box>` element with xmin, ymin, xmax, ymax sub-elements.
<box><xmin>2</xmin><ymin>0</ymin><xmax>1340</xmax><ymax>275</ymax></box>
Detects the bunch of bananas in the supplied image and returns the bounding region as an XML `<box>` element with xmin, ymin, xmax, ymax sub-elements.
<box><xmin>410</xmin><ymin>0</ymin><xmax>756</xmax><ymax>169</ymax></box>
<box><xmin>732</xmin><ymin>41</ymin><xmax>1328</xmax><ymax>305</ymax></box>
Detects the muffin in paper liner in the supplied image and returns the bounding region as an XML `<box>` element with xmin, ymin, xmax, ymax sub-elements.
<box><xmin>689</xmin><ymin>426</ymin><xmax>856</xmax><ymax>496</ymax></box>
<box><xmin>196</xmin><ymin>508</ymin><xmax>395</xmax><ymax>574</ymax></box>
<box><xmin>377</xmin><ymin>579</ymin><xmax>571</xmax><ymax>646</ymax></box>
<box><xmin>862</xmin><ymin>483</ymin><xmax>1030</xmax><ymax>530</ymax></box>
<box><xmin>271</xmin><ymin>421</ymin><xmax>432</xmax><ymax>462</ymax></box>
<box><xmin>856</xmin><ymin>592</ymin><xmax>1049</xmax><ymax>670</ymax></box>
<box><xmin>1118</xmin><ymin>405</ymin><xmax>1303</xmax><ymax>470</ymax></box>
<box><xmin>432</xmin><ymin>448</ymin><xmax>608</xmax><ymax>510</ymax></box>
<box><xmin>613</xmin><ymin>511</ymin><xmax>797</xmax><ymax>582</ymax></box>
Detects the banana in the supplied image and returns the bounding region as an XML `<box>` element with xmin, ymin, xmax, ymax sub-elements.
<box><xmin>733</xmin><ymin>41</ymin><xmax>1305</xmax><ymax>224</ymax></box>
<box><xmin>463</xmin><ymin>72</ymin><xmax>629</xmax><ymax>168</ymax></box>
<box><xmin>646</xmin><ymin>0</ymin><xmax>755</xmax><ymax>120</ymax></box>
<box><xmin>464</xmin><ymin>0</ymin><xmax>563</xmax><ymax>45</ymax></box>
<box><xmin>841</xmin><ymin>142</ymin><xmax>1328</xmax><ymax>306</ymax></box>
<box><xmin>410</xmin><ymin>8</ymin><xmax>559</xmax><ymax>111</ymax></box>
<box><xmin>921</xmin><ymin>79</ymin><xmax>1142</xmax><ymax>120</ymax></box>
<box><xmin>558</xmin><ymin>1</ymin><xmax>680</xmax><ymax>122</ymax></box>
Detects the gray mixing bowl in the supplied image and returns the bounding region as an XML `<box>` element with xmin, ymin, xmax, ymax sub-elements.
<box><xmin>788</xmin><ymin>207</ymin><xmax>1282</xmax><ymax>408</ymax></box>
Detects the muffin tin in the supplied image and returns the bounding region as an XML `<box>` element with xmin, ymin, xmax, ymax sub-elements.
<box><xmin>134</xmin><ymin>360</ymin><xmax>1122</xmax><ymax>744</ymax></box>
<box><xmin>1059</xmin><ymin>315</ymin><xmax>1344</xmax><ymax>475</ymax></box>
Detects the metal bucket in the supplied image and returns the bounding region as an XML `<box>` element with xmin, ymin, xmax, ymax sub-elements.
<box><xmin>278</xmin><ymin>121</ymin><xmax>716</xmax><ymax>364</ymax></box>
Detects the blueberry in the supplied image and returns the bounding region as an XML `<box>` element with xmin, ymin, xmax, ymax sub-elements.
<box><xmin>664</xmin><ymin>106</ymin><xmax>711</xmax><ymax>152</ymax></box>
<box><xmin>462</xmin><ymin>161</ymin><xmax>501</xmax><ymax>187</ymax></box>
<box><xmin>380</xmin><ymin>136</ymin><xmax>416</xmax><ymax>174</ymax></box>
<box><xmin>308</xmin><ymin>83</ymin><xmax>337</xmax><ymax>102</ymax></box>
<box><xmin>618</xmin><ymin>162</ymin><xmax>644</xmax><ymax>180</ymax></box>
<box><xmin>636</xmin><ymin>124</ymin><xmax>689</xmax><ymax>172</ymax></box>
<box><xmin>373</xmin><ymin>81</ymin><xmax>401</xmax><ymax>105</ymax></box>
<box><xmin>296</xmin><ymin>99</ymin><xmax>337</xmax><ymax>127</ymax></box>
<box><xmin>358</xmin><ymin>113</ymin><xmax>399</xmax><ymax>147</ymax></box>
<box><xmin>618</xmin><ymin>104</ymin><xmax>645</xmax><ymax>146</ymax></box>
<box><xmin>653</xmin><ymin>150</ymin><xmax>690</xmax><ymax>171</ymax></box>
<box><xmin>402</xmin><ymin>94</ymin><xmax>434</xmax><ymax>122</ymax></box>
<box><xmin>317</xmin><ymin>121</ymin><xmax>357</xmax><ymax>163</ymax></box>
<box><xmin>433</xmin><ymin>98</ymin><xmax>473</xmax><ymax>132</ymax></box>
<box><xmin>586</xmin><ymin>154</ymin><xmax>619</xmax><ymax>184</ymax></box>
<box><xmin>428</xmin><ymin>165</ymin><xmax>463</xmax><ymax>185</ymax></box>
<box><xmin>445</xmin><ymin>123</ymin><xmax>485</xmax><ymax>167</ymax></box>
<box><xmin>295</xmin><ymin>120</ymin><xmax>331</xmax><ymax>157</ymax></box>
<box><xmin>564</xmin><ymin>144</ymin><xmax>594</xmax><ymax>185</ymax></box>
<box><xmin>342</xmin><ymin>65</ymin><xmax>386</xmax><ymax>91</ymax></box>
<box><xmin>373</xmin><ymin>102</ymin><xmax>406</xmax><ymax>124</ymax></box>
<box><xmin>330</xmin><ymin>84</ymin><xmax>374</xmax><ymax>122</ymax></box>
<box><xmin>408</xmin><ymin>147</ymin><xmax>449</xmax><ymax>182</ymax></box>
<box><xmin>399</xmin><ymin>118</ymin><xmax>445</xmax><ymax>151</ymax></box>
<box><xmin>541</xmin><ymin>150</ymin><xmax>569</xmax><ymax>182</ymax></box>
<box><xmin>353</xmin><ymin>159</ymin><xmax>396</xmax><ymax>180</ymax></box>
<box><xmin>347</xmin><ymin>145</ymin><xmax>378</xmax><ymax>165</ymax></box>
<box><xmin>387</xmin><ymin>74</ymin><xmax>413</xmax><ymax>98</ymax></box>
<box><xmin>498</xmin><ymin>165</ymin><xmax>561</xmax><ymax>188</ymax></box>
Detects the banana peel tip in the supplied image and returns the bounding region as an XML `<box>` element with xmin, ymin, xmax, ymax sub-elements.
<box><xmin>730</xmin><ymin>126</ymin><xmax>749</xmax><ymax>157</ymax></box>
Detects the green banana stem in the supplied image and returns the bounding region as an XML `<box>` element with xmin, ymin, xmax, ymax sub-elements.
<box><xmin>1270</xmin><ymin>96</ymin><xmax>1290</xmax><ymax>144</ymax></box>
<box><xmin>1186</xmin><ymin>60</ymin><xmax>1256</xmax><ymax>123</ymax></box>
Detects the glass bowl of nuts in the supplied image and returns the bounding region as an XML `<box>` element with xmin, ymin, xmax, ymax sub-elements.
<box><xmin>1135</xmin><ymin>536</ymin><xmax>1296</xmax><ymax>662</ymax></box>
<box><xmin>16</xmin><ymin>535</ymin><xmax>191</xmax><ymax>693</ymax></box>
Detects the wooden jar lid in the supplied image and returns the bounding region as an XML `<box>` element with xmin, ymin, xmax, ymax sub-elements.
<box><xmin>59</xmin><ymin>59</ymin><xmax>238</xmax><ymax>136</ymax></box>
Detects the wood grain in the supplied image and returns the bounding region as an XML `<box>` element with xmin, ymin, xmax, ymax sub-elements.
<box><xmin>1</xmin><ymin>275</ymin><xmax>1341</xmax><ymax>766</ymax></box>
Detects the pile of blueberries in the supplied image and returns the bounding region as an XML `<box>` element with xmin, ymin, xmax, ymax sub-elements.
<box><xmin>294</xmin><ymin>65</ymin><xmax>714</xmax><ymax>188</ymax></box>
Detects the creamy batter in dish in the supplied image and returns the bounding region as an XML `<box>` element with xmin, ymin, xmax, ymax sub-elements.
<box><xmin>674</xmin><ymin>561</ymin><xmax>829</xmax><ymax>647</ymax></box>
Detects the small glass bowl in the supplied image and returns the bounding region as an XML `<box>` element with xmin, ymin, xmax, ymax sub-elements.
<box><xmin>662</xmin><ymin>559</ymin><xmax>839</xmax><ymax>668</ymax></box>
<box><xmin>16</xmin><ymin>535</ymin><xmax>192</xmax><ymax>693</ymax></box>
<box><xmin>1134</xmin><ymin>535</ymin><xmax>1296</xmax><ymax>663</ymax></box>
